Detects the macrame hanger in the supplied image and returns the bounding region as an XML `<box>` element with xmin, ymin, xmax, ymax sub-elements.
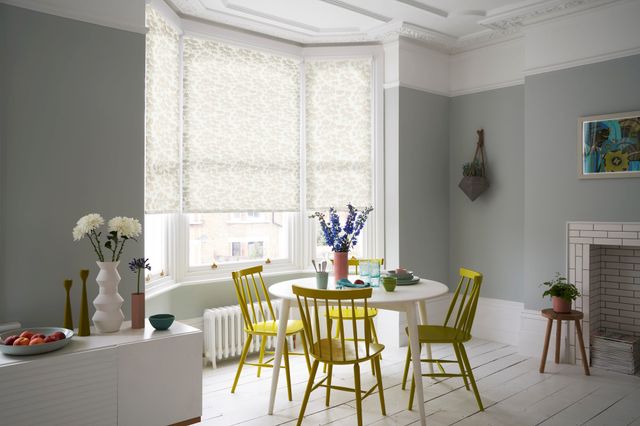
<box><xmin>471</xmin><ymin>129</ymin><xmax>486</xmax><ymax>176</ymax></box>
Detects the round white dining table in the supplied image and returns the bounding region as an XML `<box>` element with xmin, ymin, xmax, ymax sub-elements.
<box><xmin>267</xmin><ymin>275</ymin><xmax>449</xmax><ymax>426</ymax></box>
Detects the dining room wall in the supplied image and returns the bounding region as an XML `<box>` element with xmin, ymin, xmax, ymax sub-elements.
<box><xmin>398</xmin><ymin>86</ymin><xmax>450</xmax><ymax>285</ymax></box>
<box><xmin>0</xmin><ymin>4</ymin><xmax>145</xmax><ymax>326</ymax></box>
<box><xmin>448</xmin><ymin>85</ymin><xmax>525</xmax><ymax>303</ymax></box>
<box><xmin>522</xmin><ymin>53</ymin><xmax>640</xmax><ymax>310</ymax></box>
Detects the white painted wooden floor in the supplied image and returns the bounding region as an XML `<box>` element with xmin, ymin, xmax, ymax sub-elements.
<box><xmin>197</xmin><ymin>339</ymin><xmax>640</xmax><ymax>425</ymax></box>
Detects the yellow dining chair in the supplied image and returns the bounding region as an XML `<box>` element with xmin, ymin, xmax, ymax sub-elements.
<box><xmin>401</xmin><ymin>267</ymin><xmax>484</xmax><ymax>411</ymax></box>
<box><xmin>230</xmin><ymin>265</ymin><xmax>310</xmax><ymax>401</ymax></box>
<box><xmin>293</xmin><ymin>285</ymin><xmax>385</xmax><ymax>426</ymax></box>
<box><xmin>324</xmin><ymin>258</ymin><xmax>384</xmax><ymax>368</ymax></box>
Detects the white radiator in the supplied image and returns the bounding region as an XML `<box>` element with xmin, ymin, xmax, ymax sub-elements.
<box><xmin>204</xmin><ymin>300</ymin><xmax>294</xmax><ymax>368</ymax></box>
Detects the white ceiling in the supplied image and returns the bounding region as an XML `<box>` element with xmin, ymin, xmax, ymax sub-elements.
<box><xmin>167</xmin><ymin>0</ymin><xmax>619</xmax><ymax>51</ymax></box>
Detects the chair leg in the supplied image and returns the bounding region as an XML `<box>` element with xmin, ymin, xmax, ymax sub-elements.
<box><xmin>354</xmin><ymin>363</ymin><xmax>363</xmax><ymax>426</ymax></box>
<box><xmin>231</xmin><ymin>335</ymin><xmax>253</xmax><ymax>393</ymax></box>
<box><xmin>284</xmin><ymin>338</ymin><xmax>293</xmax><ymax>401</ymax></box>
<box><xmin>408</xmin><ymin>374</ymin><xmax>415</xmax><ymax>410</ymax></box>
<box><xmin>453</xmin><ymin>343</ymin><xmax>470</xmax><ymax>390</ymax></box>
<box><xmin>459</xmin><ymin>343</ymin><xmax>484</xmax><ymax>411</ymax></box>
<box><xmin>373</xmin><ymin>355</ymin><xmax>386</xmax><ymax>416</ymax></box>
<box><xmin>299</xmin><ymin>331</ymin><xmax>311</xmax><ymax>373</ymax></box>
<box><xmin>401</xmin><ymin>345</ymin><xmax>411</xmax><ymax>390</ymax></box>
<box><xmin>257</xmin><ymin>335</ymin><xmax>267</xmax><ymax>377</ymax></box>
<box><xmin>297</xmin><ymin>360</ymin><xmax>319</xmax><ymax>426</ymax></box>
<box><xmin>325</xmin><ymin>364</ymin><xmax>333</xmax><ymax>406</ymax></box>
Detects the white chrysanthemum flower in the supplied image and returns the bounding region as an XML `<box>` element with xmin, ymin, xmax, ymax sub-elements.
<box><xmin>72</xmin><ymin>226</ymin><xmax>85</xmax><ymax>241</ymax></box>
<box><xmin>73</xmin><ymin>213</ymin><xmax>104</xmax><ymax>240</ymax></box>
<box><xmin>108</xmin><ymin>216</ymin><xmax>142</xmax><ymax>238</ymax></box>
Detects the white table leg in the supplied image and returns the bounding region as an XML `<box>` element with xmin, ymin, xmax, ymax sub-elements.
<box><xmin>268</xmin><ymin>298</ymin><xmax>290</xmax><ymax>415</ymax></box>
<box><xmin>406</xmin><ymin>302</ymin><xmax>427</xmax><ymax>426</ymax></box>
<box><xmin>418</xmin><ymin>301</ymin><xmax>434</xmax><ymax>375</ymax></box>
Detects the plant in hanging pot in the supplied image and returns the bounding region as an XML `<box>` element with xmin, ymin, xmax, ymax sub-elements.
<box><xmin>129</xmin><ymin>258</ymin><xmax>151</xmax><ymax>329</ymax></box>
<box><xmin>73</xmin><ymin>213</ymin><xmax>142</xmax><ymax>332</ymax></box>
<box><xmin>309</xmin><ymin>203</ymin><xmax>373</xmax><ymax>281</ymax></box>
<box><xmin>459</xmin><ymin>129</ymin><xmax>489</xmax><ymax>201</ymax></box>
<box><xmin>541</xmin><ymin>273</ymin><xmax>580</xmax><ymax>313</ymax></box>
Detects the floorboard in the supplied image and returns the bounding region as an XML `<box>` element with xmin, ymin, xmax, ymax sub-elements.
<box><xmin>196</xmin><ymin>339</ymin><xmax>640</xmax><ymax>425</ymax></box>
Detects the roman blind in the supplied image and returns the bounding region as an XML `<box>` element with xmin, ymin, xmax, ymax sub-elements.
<box><xmin>181</xmin><ymin>37</ymin><xmax>301</xmax><ymax>212</ymax></box>
<box><xmin>144</xmin><ymin>7</ymin><xmax>181</xmax><ymax>213</ymax></box>
<box><xmin>305</xmin><ymin>58</ymin><xmax>372</xmax><ymax>210</ymax></box>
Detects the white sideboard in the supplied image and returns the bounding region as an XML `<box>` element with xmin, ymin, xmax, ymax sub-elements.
<box><xmin>0</xmin><ymin>320</ymin><xmax>202</xmax><ymax>426</ymax></box>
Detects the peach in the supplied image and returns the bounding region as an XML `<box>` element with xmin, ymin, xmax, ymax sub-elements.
<box><xmin>13</xmin><ymin>337</ymin><xmax>30</xmax><ymax>346</ymax></box>
<box><xmin>19</xmin><ymin>331</ymin><xmax>34</xmax><ymax>340</ymax></box>
<box><xmin>29</xmin><ymin>337</ymin><xmax>45</xmax><ymax>345</ymax></box>
<box><xmin>30</xmin><ymin>334</ymin><xmax>45</xmax><ymax>341</ymax></box>
<box><xmin>52</xmin><ymin>331</ymin><xmax>66</xmax><ymax>340</ymax></box>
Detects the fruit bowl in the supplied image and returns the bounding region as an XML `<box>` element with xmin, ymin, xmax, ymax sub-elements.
<box><xmin>0</xmin><ymin>327</ymin><xmax>73</xmax><ymax>356</ymax></box>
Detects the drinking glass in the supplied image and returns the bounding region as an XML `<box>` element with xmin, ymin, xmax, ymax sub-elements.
<box><xmin>370</xmin><ymin>261</ymin><xmax>380</xmax><ymax>287</ymax></box>
<box><xmin>359</xmin><ymin>260</ymin><xmax>371</xmax><ymax>284</ymax></box>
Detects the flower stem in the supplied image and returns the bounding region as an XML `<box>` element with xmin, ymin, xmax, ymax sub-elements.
<box><xmin>88</xmin><ymin>231</ymin><xmax>104</xmax><ymax>262</ymax></box>
<box><xmin>115</xmin><ymin>238</ymin><xmax>127</xmax><ymax>262</ymax></box>
<box><xmin>137</xmin><ymin>268</ymin><xmax>141</xmax><ymax>294</ymax></box>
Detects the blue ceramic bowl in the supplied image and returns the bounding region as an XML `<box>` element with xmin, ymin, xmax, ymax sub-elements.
<box><xmin>149</xmin><ymin>314</ymin><xmax>175</xmax><ymax>330</ymax></box>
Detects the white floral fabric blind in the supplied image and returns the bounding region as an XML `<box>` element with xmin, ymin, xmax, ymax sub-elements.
<box><xmin>145</xmin><ymin>7</ymin><xmax>181</xmax><ymax>213</ymax></box>
<box><xmin>181</xmin><ymin>38</ymin><xmax>301</xmax><ymax>212</ymax></box>
<box><xmin>305</xmin><ymin>59</ymin><xmax>372</xmax><ymax>210</ymax></box>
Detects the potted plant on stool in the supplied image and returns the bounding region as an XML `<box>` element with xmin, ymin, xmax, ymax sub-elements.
<box><xmin>541</xmin><ymin>273</ymin><xmax>580</xmax><ymax>313</ymax></box>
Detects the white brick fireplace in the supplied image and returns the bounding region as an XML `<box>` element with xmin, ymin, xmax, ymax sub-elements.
<box><xmin>567</xmin><ymin>222</ymin><xmax>640</xmax><ymax>365</ymax></box>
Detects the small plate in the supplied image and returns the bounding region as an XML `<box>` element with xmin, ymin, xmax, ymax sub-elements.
<box><xmin>0</xmin><ymin>327</ymin><xmax>74</xmax><ymax>356</ymax></box>
<box><xmin>396</xmin><ymin>276</ymin><xmax>420</xmax><ymax>286</ymax></box>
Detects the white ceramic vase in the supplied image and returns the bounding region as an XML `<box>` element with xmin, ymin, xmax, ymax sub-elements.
<box><xmin>92</xmin><ymin>261</ymin><xmax>125</xmax><ymax>333</ymax></box>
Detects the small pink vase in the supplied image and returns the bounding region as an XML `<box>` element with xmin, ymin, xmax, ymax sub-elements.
<box><xmin>131</xmin><ymin>293</ymin><xmax>145</xmax><ymax>329</ymax></box>
<box><xmin>552</xmin><ymin>296</ymin><xmax>571</xmax><ymax>313</ymax></box>
<box><xmin>333</xmin><ymin>251</ymin><xmax>349</xmax><ymax>281</ymax></box>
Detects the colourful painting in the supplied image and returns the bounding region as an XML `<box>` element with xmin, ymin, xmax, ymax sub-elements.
<box><xmin>580</xmin><ymin>112</ymin><xmax>640</xmax><ymax>178</ymax></box>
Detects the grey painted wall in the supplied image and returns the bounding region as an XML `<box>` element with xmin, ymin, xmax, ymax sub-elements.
<box><xmin>449</xmin><ymin>86</ymin><xmax>524</xmax><ymax>302</ymax></box>
<box><xmin>0</xmin><ymin>5</ymin><xmax>145</xmax><ymax>326</ymax></box>
<box><xmin>398</xmin><ymin>87</ymin><xmax>450</xmax><ymax>285</ymax></box>
<box><xmin>523</xmin><ymin>54</ymin><xmax>640</xmax><ymax>309</ymax></box>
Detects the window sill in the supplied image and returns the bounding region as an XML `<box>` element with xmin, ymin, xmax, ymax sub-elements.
<box><xmin>145</xmin><ymin>268</ymin><xmax>317</xmax><ymax>300</ymax></box>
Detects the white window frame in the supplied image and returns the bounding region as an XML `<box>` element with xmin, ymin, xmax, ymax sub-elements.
<box><xmin>145</xmin><ymin>2</ymin><xmax>385</xmax><ymax>292</ymax></box>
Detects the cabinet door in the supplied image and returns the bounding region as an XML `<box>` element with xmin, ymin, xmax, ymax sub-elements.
<box><xmin>0</xmin><ymin>347</ymin><xmax>117</xmax><ymax>426</ymax></box>
<box><xmin>117</xmin><ymin>332</ymin><xmax>202</xmax><ymax>426</ymax></box>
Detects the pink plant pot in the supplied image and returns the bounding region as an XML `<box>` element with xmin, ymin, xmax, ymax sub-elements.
<box><xmin>552</xmin><ymin>296</ymin><xmax>572</xmax><ymax>313</ymax></box>
<box><xmin>333</xmin><ymin>251</ymin><xmax>349</xmax><ymax>282</ymax></box>
<box><xmin>131</xmin><ymin>293</ymin><xmax>145</xmax><ymax>329</ymax></box>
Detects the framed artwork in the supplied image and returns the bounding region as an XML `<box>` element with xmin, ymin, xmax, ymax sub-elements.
<box><xmin>579</xmin><ymin>111</ymin><xmax>640</xmax><ymax>178</ymax></box>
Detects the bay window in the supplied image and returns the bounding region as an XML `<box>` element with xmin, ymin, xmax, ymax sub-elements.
<box><xmin>144</xmin><ymin>6</ymin><xmax>381</xmax><ymax>288</ymax></box>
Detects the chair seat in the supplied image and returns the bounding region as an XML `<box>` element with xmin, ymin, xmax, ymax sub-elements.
<box><xmin>326</xmin><ymin>307</ymin><xmax>378</xmax><ymax>320</ymax></box>
<box><xmin>311</xmin><ymin>338</ymin><xmax>384</xmax><ymax>364</ymax></box>
<box><xmin>406</xmin><ymin>325</ymin><xmax>471</xmax><ymax>343</ymax></box>
<box><xmin>248</xmin><ymin>320</ymin><xmax>304</xmax><ymax>335</ymax></box>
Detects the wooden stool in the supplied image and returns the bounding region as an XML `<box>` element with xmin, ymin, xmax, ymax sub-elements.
<box><xmin>539</xmin><ymin>309</ymin><xmax>590</xmax><ymax>375</ymax></box>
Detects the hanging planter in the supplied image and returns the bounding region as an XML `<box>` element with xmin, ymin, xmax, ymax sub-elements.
<box><xmin>459</xmin><ymin>129</ymin><xmax>489</xmax><ymax>201</ymax></box>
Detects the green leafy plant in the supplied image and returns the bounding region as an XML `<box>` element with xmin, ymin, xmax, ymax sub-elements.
<box><xmin>541</xmin><ymin>273</ymin><xmax>581</xmax><ymax>301</ymax></box>
<box><xmin>462</xmin><ymin>159</ymin><xmax>484</xmax><ymax>177</ymax></box>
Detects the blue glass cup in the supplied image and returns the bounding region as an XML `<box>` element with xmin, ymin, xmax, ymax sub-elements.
<box><xmin>360</xmin><ymin>260</ymin><xmax>371</xmax><ymax>284</ymax></box>
<box><xmin>370</xmin><ymin>262</ymin><xmax>380</xmax><ymax>287</ymax></box>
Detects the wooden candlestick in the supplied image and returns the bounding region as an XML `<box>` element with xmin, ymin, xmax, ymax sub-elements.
<box><xmin>78</xmin><ymin>270</ymin><xmax>91</xmax><ymax>336</ymax></box>
<box><xmin>63</xmin><ymin>279</ymin><xmax>73</xmax><ymax>330</ymax></box>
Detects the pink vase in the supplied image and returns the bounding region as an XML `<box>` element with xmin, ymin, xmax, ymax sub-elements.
<box><xmin>552</xmin><ymin>296</ymin><xmax>572</xmax><ymax>313</ymax></box>
<box><xmin>131</xmin><ymin>293</ymin><xmax>145</xmax><ymax>329</ymax></box>
<box><xmin>333</xmin><ymin>251</ymin><xmax>349</xmax><ymax>281</ymax></box>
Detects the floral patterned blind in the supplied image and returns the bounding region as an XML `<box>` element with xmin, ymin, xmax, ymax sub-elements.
<box><xmin>145</xmin><ymin>7</ymin><xmax>373</xmax><ymax>214</ymax></box>
<box><xmin>305</xmin><ymin>59</ymin><xmax>372</xmax><ymax>210</ymax></box>
<box><xmin>181</xmin><ymin>37</ymin><xmax>301</xmax><ymax>212</ymax></box>
<box><xmin>144</xmin><ymin>7</ymin><xmax>181</xmax><ymax>213</ymax></box>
